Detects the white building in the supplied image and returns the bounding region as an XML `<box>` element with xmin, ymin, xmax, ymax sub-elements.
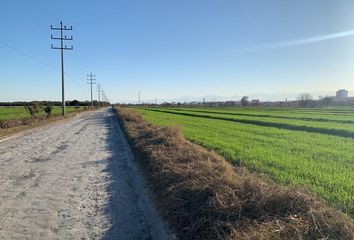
<box><xmin>336</xmin><ymin>89</ymin><xmax>349</xmax><ymax>98</ymax></box>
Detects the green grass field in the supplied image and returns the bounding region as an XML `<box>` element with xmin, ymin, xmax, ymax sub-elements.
<box><xmin>138</xmin><ymin>107</ymin><xmax>354</xmax><ymax>217</ymax></box>
<box><xmin>0</xmin><ymin>106</ymin><xmax>82</xmax><ymax>120</ymax></box>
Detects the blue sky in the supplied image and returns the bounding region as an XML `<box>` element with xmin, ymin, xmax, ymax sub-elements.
<box><xmin>1</xmin><ymin>0</ymin><xmax>354</xmax><ymax>103</ymax></box>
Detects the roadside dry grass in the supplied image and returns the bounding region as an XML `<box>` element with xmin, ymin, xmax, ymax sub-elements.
<box><xmin>115</xmin><ymin>107</ymin><xmax>354</xmax><ymax>240</ymax></box>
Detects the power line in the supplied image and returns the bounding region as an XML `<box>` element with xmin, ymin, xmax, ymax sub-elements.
<box><xmin>0</xmin><ymin>29</ymin><xmax>83</xmax><ymax>101</ymax></box>
<box><xmin>87</xmin><ymin>73</ymin><xmax>96</xmax><ymax>107</ymax></box>
<box><xmin>70</xmin><ymin>37</ymin><xmax>91</xmax><ymax>70</ymax></box>
<box><xmin>0</xmin><ymin>39</ymin><xmax>59</xmax><ymax>71</ymax></box>
<box><xmin>97</xmin><ymin>84</ymin><xmax>102</xmax><ymax>106</ymax></box>
<box><xmin>0</xmin><ymin>38</ymin><xmax>81</xmax><ymax>100</ymax></box>
<box><xmin>51</xmin><ymin>21</ymin><xmax>73</xmax><ymax>116</ymax></box>
<box><xmin>69</xmin><ymin>48</ymin><xmax>90</xmax><ymax>72</ymax></box>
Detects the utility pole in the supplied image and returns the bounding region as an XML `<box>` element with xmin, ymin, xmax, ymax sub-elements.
<box><xmin>101</xmin><ymin>91</ymin><xmax>109</xmax><ymax>105</ymax></box>
<box><xmin>87</xmin><ymin>73</ymin><xmax>96</xmax><ymax>107</ymax></box>
<box><xmin>51</xmin><ymin>21</ymin><xmax>73</xmax><ymax>116</ymax></box>
<box><xmin>102</xmin><ymin>91</ymin><xmax>105</xmax><ymax>103</ymax></box>
<box><xmin>104</xmin><ymin>91</ymin><xmax>110</xmax><ymax>104</ymax></box>
<box><xmin>97</xmin><ymin>84</ymin><xmax>102</xmax><ymax>106</ymax></box>
<box><xmin>138</xmin><ymin>91</ymin><xmax>141</xmax><ymax>105</ymax></box>
<box><xmin>102</xmin><ymin>90</ymin><xmax>105</xmax><ymax>103</ymax></box>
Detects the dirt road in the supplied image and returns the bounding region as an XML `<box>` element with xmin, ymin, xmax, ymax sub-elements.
<box><xmin>0</xmin><ymin>108</ymin><xmax>171</xmax><ymax>240</ymax></box>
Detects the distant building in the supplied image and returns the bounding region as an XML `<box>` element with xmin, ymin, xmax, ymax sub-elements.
<box><xmin>336</xmin><ymin>89</ymin><xmax>348</xmax><ymax>98</ymax></box>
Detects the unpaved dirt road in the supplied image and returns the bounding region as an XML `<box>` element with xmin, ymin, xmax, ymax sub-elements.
<box><xmin>0</xmin><ymin>108</ymin><xmax>171</xmax><ymax>240</ymax></box>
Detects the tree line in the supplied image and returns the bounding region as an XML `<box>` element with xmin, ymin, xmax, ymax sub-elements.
<box><xmin>118</xmin><ymin>93</ymin><xmax>354</xmax><ymax>108</ymax></box>
<box><xmin>0</xmin><ymin>100</ymin><xmax>110</xmax><ymax>107</ymax></box>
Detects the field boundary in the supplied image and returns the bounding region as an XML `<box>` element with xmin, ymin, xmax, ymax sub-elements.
<box><xmin>115</xmin><ymin>107</ymin><xmax>354</xmax><ymax>240</ymax></box>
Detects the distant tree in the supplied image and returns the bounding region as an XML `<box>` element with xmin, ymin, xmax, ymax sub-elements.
<box><xmin>250</xmin><ymin>99</ymin><xmax>260</xmax><ymax>107</ymax></box>
<box><xmin>70</xmin><ymin>100</ymin><xmax>80</xmax><ymax>106</ymax></box>
<box><xmin>240</xmin><ymin>96</ymin><xmax>249</xmax><ymax>107</ymax></box>
<box><xmin>297</xmin><ymin>93</ymin><xmax>313</xmax><ymax>107</ymax></box>
<box><xmin>320</xmin><ymin>96</ymin><xmax>333</xmax><ymax>107</ymax></box>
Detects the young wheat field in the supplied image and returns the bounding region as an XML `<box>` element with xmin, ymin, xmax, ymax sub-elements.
<box><xmin>139</xmin><ymin>107</ymin><xmax>354</xmax><ymax>217</ymax></box>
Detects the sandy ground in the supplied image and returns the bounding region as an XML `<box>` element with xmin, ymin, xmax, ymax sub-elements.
<box><xmin>0</xmin><ymin>108</ymin><xmax>172</xmax><ymax>240</ymax></box>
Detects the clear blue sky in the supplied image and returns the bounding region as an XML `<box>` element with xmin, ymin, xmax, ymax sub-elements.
<box><xmin>1</xmin><ymin>0</ymin><xmax>354</xmax><ymax>103</ymax></box>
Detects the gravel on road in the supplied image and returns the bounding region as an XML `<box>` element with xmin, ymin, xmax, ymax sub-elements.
<box><xmin>0</xmin><ymin>108</ymin><xmax>171</xmax><ymax>240</ymax></box>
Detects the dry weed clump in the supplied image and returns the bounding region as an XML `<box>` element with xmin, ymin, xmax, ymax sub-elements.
<box><xmin>0</xmin><ymin>116</ymin><xmax>48</xmax><ymax>129</ymax></box>
<box><xmin>115</xmin><ymin>107</ymin><xmax>354</xmax><ymax>240</ymax></box>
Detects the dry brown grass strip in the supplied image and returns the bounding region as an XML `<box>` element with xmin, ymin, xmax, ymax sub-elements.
<box><xmin>0</xmin><ymin>109</ymin><xmax>91</xmax><ymax>139</ymax></box>
<box><xmin>115</xmin><ymin>107</ymin><xmax>354</xmax><ymax>240</ymax></box>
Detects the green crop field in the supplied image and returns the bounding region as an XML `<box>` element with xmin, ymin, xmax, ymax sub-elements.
<box><xmin>0</xmin><ymin>106</ymin><xmax>82</xmax><ymax>120</ymax></box>
<box><xmin>138</xmin><ymin>107</ymin><xmax>354</xmax><ymax>217</ymax></box>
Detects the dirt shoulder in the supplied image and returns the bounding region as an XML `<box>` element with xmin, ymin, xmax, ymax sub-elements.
<box><xmin>115</xmin><ymin>107</ymin><xmax>354</xmax><ymax>240</ymax></box>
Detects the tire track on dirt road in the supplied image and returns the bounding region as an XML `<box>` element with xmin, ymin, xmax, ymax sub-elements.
<box><xmin>0</xmin><ymin>108</ymin><xmax>171</xmax><ymax>240</ymax></box>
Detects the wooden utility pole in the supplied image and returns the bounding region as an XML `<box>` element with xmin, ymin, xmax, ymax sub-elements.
<box><xmin>87</xmin><ymin>73</ymin><xmax>96</xmax><ymax>107</ymax></box>
<box><xmin>51</xmin><ymin>21</ymin><xmax>73</xmax><ymax>116</ymax></box>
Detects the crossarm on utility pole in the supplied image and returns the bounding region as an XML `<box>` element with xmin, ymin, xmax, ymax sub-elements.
<box><xmin>50</xmin><ymin>21</ymin><xmax>73</xmax><ymax>116</ymax></box>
